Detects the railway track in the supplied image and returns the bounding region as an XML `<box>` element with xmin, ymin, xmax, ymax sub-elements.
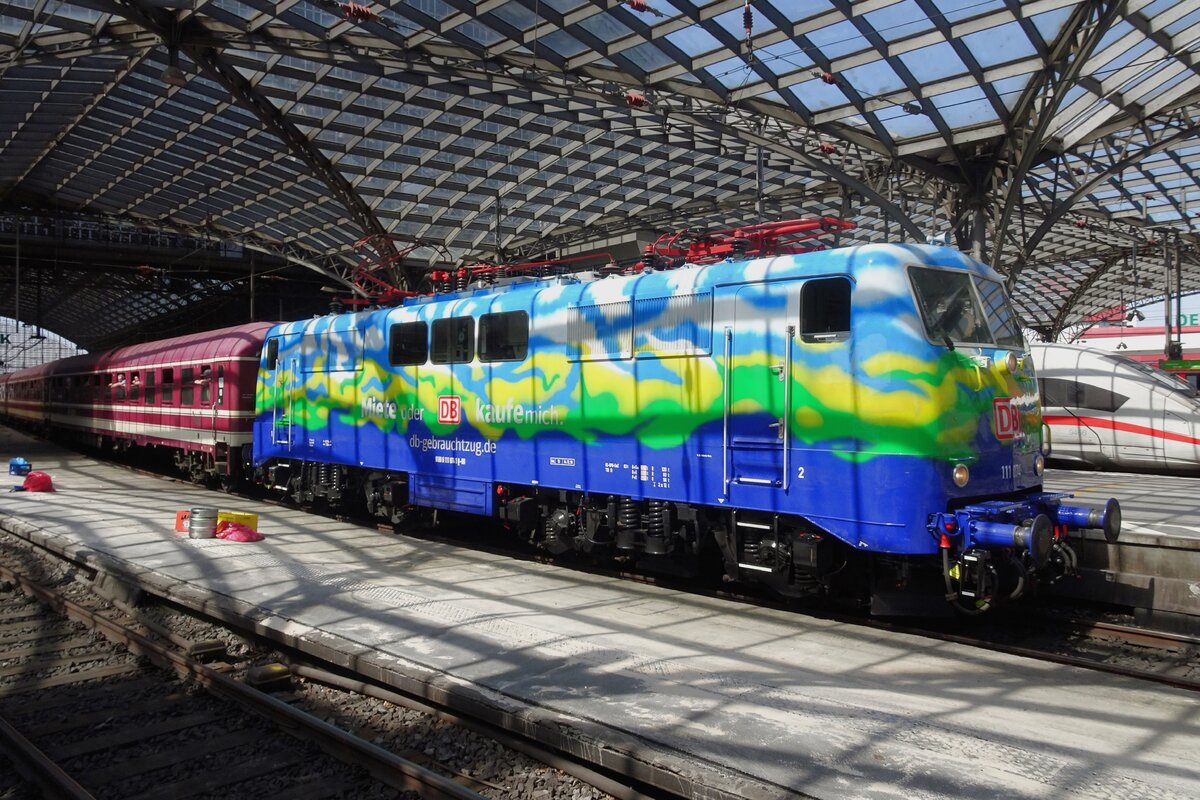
<box><xmin>0</xmin><ymin>537</ymin><xmax>631</xmax><ymax>800</ymax></box>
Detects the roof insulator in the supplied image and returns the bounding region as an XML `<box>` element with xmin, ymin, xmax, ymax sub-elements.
<box><xmin>813</xmin><ymin>70</ymin><xmax>837</xmax><ymax>85</ymax></box>
<box><xmin>743</xmin><ymin>0</ymin><xmax>753</xmax><ymax>56</ymax></box>
<box><xmin>901</xmin><ymin>101</ymin><xmax>923</xmax><ymax>115</ymax></box>
<box><xmin>624</xmin><ymin>0</ymin><xmax>667</xmax><ymax>16</ymax></box>
<box><xmin>625</xmin><ymin>90</ymin><xmax>648</xmax><ymax>108</ymax></box>
<box><xmin>341</xmin><ymin>2</ymin><xmax>376</xmax><ymax>23</ymax></box>
<box><xmin>818</xmin><ymin>142</ymin><xmax>837</xmax><ymax>155</ymax></box>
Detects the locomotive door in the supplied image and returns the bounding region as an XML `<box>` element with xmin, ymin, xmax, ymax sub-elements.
<box><xmin>725</xmin><ymin>281</ymin><xmax>799</xmax><ymax>491</ymax></box>
<box><xmin>267</xmin><ymin>341</ymin><xmax>295</xmax><ymax>451</ymax></box>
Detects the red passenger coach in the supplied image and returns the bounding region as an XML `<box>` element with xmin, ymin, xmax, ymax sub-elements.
<box><xmin>0</xmin><ymin>323</ymin><xmax>273</xmax><ymax>484</ymax></box>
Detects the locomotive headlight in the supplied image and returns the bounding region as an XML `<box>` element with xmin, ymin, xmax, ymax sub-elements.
<box><xmin>1034</xmin><ymin>454</ymin><xmax>1045</xmax><ymax>476</ymax></box>
<box><xmin>1005</xmin><ymin>351</ymin><xmax>1018</xmax><ymax>373</ymax></box>
<box><xmin>952</xmin><ymin>463</ymin><xmax>970</xmax><ymax>488</ymax></box>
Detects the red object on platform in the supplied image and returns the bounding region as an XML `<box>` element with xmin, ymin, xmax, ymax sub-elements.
<box><xmin>22</xmin><ymin>472</ymin><xmax>54</xmax><ymax>492</ymax></box>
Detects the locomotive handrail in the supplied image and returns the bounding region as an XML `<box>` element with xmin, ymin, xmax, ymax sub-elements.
<box><xmin>783</xmin><ymin>325</ymin><xmax>793</xmax><ymax>492</ymax></box>
<box><xmin>723</xmin><ymin>327</ymin><xmax>731</xmax><ymax>496</ymax></box>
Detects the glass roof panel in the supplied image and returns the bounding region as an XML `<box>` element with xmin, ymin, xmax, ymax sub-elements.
<box><xmin>622</xmin><ymin>42</ymin><xmax>678</xmax><ymax>71</ymax></box>
<box><xmin>929</xmin><ymin>0</ymin><xmax>1005</xmax><ymax>24</ymax></box>
<box><xmin>1165</xmin><ymin>8</ymin><xmax>1200</xmax><ymax>35</ymax></box>
<box><xmin>665</xmin><ymin>25</ymin><xmax>723</xmax><ymax>54</ymax></box>
<box><xmin>865</xmin><ymin>1</ymin><xmax>936</xmax><ymax>40</ymax></box>
<box><xmin>771</xmin><ymin>1</ymin><xmax>835</xmax><ymax>24</ymax></box>
<box><xmin>933</xmin><ymin>86</ymin><xmax>997</xmax><ymax>128</ymax></box>
<box><xmin>576</xmin><ymin>12</ymin><xmax>632</xmax><ymax>43</ymax></box>
<box><xmin>961</xmin><ymin>21</ymin><xmax>1037</xmax><ymax>67</ymax></box>
<box><xmin>837</xmin><ymin>60</ymin><xmax>907</xmax><ymax>99</ymax></box>
<box><xmin>1029</xmin><ymin>5</ymin><xmax>1074</xmax><ymax>42</ymax></box>
<box><xmin>897</xmin><ymin>40</ymin><xmax>968</xmax><ymax>83</ymax></box>
<box><xmin>802</xmin><ymin>19</ymin><xmax>869</xmax><ymax>60</ymax></box>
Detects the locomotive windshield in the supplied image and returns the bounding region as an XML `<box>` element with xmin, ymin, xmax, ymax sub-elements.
<box><xmin>910</xmin><ymin>268</ymin><xmax>1024</xmax><ymax>349</ymax></box>
<box><xmin>910</xmin><ymin>268</ymin><xmax>993</xmax><ymax>346</ymax></box>
<box><xmin>973</xmin><ymin>277</ymin><xmax>1024</xmax><ymax>347</ymax></box>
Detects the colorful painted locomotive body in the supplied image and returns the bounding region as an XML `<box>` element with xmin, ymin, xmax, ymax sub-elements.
<box><xmin>253</xmin><ymin>243</ymin><xmax>1119</xmax><ymax>612</ymax></box>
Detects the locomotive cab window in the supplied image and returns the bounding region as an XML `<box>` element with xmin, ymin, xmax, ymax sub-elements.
<box><xmin>388</xmin><ymin>321</ymin><xmax>428</xmax><ymax>365</ymax></box>
<box><xmin>479</xmin><ymin>311</ymin><xmax>528</xmax><ymax>362</ymax></box>
<box><xmin>800</xmin><ymin>278</ymin><xmax>852</xmax><ymax>342</ymax></box>
<box><xmin>264</xmin><ymin>338</ymin><xmax>279</xmax><ymax>369</ymax></box>
<box><xmin>910</xmin><ymin>267</ymin><xmax>995</xmax><ymax>346</ymax></box>
<box><xmin>431</xmin><ymin>317</ymin><xmax>475</xmax><ymax>364</ymax></box>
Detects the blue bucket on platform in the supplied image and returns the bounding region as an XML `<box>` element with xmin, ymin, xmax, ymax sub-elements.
<box><xmin>8</xmin><ymin>458</ymin><xmax>31</xmax><ymax>476</ymax></box>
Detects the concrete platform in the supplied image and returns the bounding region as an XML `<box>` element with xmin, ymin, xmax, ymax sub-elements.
<box><xmin>1044</xmin><ymin>469</ymin><xmax>1200</xmax><ymax>625</ymax></box>
<box><xmin>2</xmin><ymin>427</ymin><xmax>1199</xmax><ymax>800</ymax></box>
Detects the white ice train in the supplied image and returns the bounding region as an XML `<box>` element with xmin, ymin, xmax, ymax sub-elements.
<box><xmin>1031</xmin><ymin>343</ymin><xmax>1200</xmax><ymax>475</ymax></box>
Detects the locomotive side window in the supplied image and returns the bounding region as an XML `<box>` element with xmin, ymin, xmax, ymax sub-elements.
<box><xmin>800</xmin><ymin>278</ymin><xmax>852</xmax><ymax>343</ymax></box>
<box><xmin>432</xmin><ymin>317</ymin><xmax>475</xmax><ymax>364</ymax></box>
<box><xmin>161</xmin><ymin>369</ymin><xmax>174</xmax><ymax>405</ymax></box>
<box><xmin>479</xmin><ymin>311</ymin><xmax>528</xmax><ymax>362</ymax></box>
<box><xmin>265</xmin><ymin>338</ymin><xmax>279</xmax><ymax>369</ymax></box>
<box><xmin>1039</xmin><ymin>377</ymin><xmax>1128</xmax><ymax>412</ymax></box>
<box><xmin>144</xmin><ymin>371</ymin><xmax>155</xmax><ymax>404</ymax></box>
<box><xmin>388</xmin><ymin>321</ymin><xmax>428</xmax><ymax>365</ymax></box>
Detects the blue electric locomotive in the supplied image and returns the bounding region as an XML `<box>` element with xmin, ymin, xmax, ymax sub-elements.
<box><xmin>253</xmin><ymin>232</ymin><xmax>1120</xmax><ymax>613</ymax></box>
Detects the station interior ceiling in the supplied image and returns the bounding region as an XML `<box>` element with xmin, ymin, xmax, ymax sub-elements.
<box><xmin>2</xmin><ymin>0</ymin><xmax>1199</xmax><ymax>354</ymax></box>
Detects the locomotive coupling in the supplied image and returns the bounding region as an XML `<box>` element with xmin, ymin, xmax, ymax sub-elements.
<box><xmin>929</xmin><ymin>493</ymin><xmax>1121</xmax><ymax>560</ymax></box>
<box><xmin>1052</xmin><ymin>497</ymin><xmax>1121</xmax><ymax>543</ymax></box>
<box><xmin>968</xmin><ymin>516</ymin><xmax>1053</xmax><ymax>567</ymax></box>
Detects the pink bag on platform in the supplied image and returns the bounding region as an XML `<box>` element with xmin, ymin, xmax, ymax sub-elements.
<box><xmin>214</xmin><ymin>521</ymin><xmax>264</xmax><ymax>542</ymax></box>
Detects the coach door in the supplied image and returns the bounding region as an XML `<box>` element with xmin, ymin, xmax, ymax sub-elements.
<box><xmin>726</xmin><ymin>281</ymin><xmax>800</xmax><ymax>491</ymax></box>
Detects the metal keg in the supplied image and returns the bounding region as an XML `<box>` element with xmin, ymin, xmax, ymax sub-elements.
<box><xmin>188</xmin><ymin>507</ymin><xmax>219</xmax><ymax>539</ymax></box>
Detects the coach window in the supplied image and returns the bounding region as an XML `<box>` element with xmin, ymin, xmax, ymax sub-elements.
<box><xmin>161</xmin><ymin>369</ymin><xmax>174</xmax><ymax>405</ymax></box>
<box><xmin>116</xmin><ymin>373</ymin><xmax>127</xmax><ymax>402</ymax></box>
<box><xmin>388</xmin><ymin>321</ymin><xmax>428</xmax><ymax>365</ymax></box>
<box><xmin>479</xmin><ymin>311</ymin><xmax>528</xmax><ymax>362</ymax></box>
<box><xmin>181</xmin><ymin>367</ymin><xmax>195</xmax><ymax>405</ymax></box>
<box><xmin>199</xmin><ymin>366</ymin><xmax>212</xmax><ymax>404</ymax></box>
<box><xmin>144</xmin><ymin>371</ymin><xmax>156</xmax><ymax>404</ymax></box>
<box><xmin>800</xmin><ymin>278</ymin><xmax>852</xmax><ymax>343</ymax></box>
<box><xmin>129</xmin><ymin>373</ymin><xmax>140</xmax><ymax>402</ymax></box>
<box><xmin>431</xmin><ymin>317</ymin><xmax>475</xmax><ymax>364</ymax></box>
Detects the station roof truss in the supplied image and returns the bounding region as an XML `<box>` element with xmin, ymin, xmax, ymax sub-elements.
<box><xmin>2</xmin><ymin>0</ymin><xmax>1200</xmax><ymax>349</ymax></box>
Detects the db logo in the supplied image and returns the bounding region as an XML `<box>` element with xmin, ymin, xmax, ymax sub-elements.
<box><xmin>437</xmin><ymin>395</ymin><xmax>461</xmax><ymax>425</ymax></box>
<box><xmin>993</xmin><ymin>398</ymin><xmax>1020</xmax><ymax>441</ymax></box>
